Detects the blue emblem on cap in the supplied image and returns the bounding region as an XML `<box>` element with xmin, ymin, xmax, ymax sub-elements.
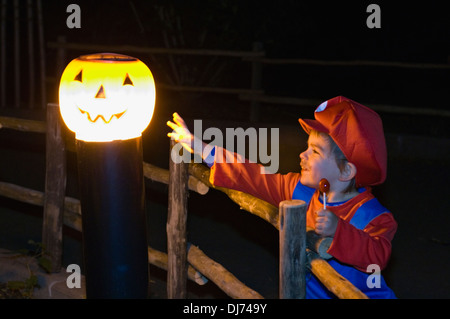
<box><xmin>315</xmin><ymin>101</ymin><xmax>328</xmax><ymax>112</ymax></box>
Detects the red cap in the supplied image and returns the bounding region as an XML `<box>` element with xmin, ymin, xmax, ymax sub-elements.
<box><xmin>299</xmin><ymin>96</ymin><xmax>387</xmax><ymax>186</ymax></box>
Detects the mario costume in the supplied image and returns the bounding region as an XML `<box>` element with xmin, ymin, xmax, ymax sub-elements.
<box><xmin>205</xmin><ymin>96</ymin><xmax>397</xmax><ymax>299</ymax></box>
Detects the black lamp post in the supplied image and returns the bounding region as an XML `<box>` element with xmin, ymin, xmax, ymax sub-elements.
<box><xmin>59</xmin><ymin>53</ymin><xmax>156</xmax><ymax>298</ymax></box>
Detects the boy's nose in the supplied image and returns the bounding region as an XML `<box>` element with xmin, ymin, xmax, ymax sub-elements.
<box><xmin>300</xmin><ymin>151</ymin><xmax>306</xmax><ymax>161</ymax></box>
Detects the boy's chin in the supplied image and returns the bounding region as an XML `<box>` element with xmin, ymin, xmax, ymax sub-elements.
<box><xmin>300</xmin><ymin>175</ymin><xmax>317</xmax><ymax>189</ymax></box>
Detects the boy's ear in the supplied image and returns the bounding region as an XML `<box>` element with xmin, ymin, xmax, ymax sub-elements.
<box><xmin>339</xmin><ymin>162</ymin><xmax>357</xmax><ymax>182</ymax></box>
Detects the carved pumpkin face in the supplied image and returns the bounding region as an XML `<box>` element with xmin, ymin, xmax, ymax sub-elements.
<box><xmin>59</xmin><ymin>53</ymin><xmax>156</xmax><ymax>142</ymax></box>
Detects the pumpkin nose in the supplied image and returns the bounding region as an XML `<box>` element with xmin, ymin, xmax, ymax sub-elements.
<box><xmin>95</xmin><ymin>85</ymin><xmax>106</xmax><ymax>99</ymax></box>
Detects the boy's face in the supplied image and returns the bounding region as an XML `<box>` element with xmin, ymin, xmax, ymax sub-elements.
<box><xmin>299</xmin><ymin>132</ymin><xmax>341</xmax><ymax>189</ymax></box>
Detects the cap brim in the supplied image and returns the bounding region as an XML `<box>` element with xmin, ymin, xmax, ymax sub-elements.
<box><xmin>298</xmin><ymin>118</ymin><xmax>329</xmax><ymax>135</ymax></box>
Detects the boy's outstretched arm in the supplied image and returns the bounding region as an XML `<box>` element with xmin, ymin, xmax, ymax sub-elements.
<box><xmin>166</xmin><ymin>112</ymin><xmax>301</xmax><ymax>207</ymax></box>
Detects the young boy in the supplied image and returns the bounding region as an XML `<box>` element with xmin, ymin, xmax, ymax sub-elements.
<box><xmin>167</xmin><ymin>96</ymin><xmax>397</xmax><ymax>298</ymax></box>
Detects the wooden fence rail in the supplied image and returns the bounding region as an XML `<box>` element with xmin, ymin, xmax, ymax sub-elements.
<box><xmin>187</xmin><ymin>243</ymin><xmax>264</xmax><ymax>299</ymax></box>
<box><xmin>0</xmin><ymin>113</ymin><xmax>368</xmax><ymax>299</ymax></box>
<box><xmin>0</xmin><ymin>116</ymin><xmax>46</xmax><ymax>133</ymax></box>
<box><xmin>251</xmin><ymin>57</ymin><xmax>450</xmax><ymax>69</ymax></box>
<box><xmin>46</xmin><ymin>42</ymin><xmax>266</xmax><ymax>59</ymax></box>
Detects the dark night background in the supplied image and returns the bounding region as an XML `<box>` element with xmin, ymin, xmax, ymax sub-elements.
<box><xmin>0</xmin><ymin>0</ymin><xmax>449</xmax><ymax>300</ymax></box>
<box><xmin>42</xmin><ymin>1</ymin><xmax>450</xmax><ymax>136</ymax></box>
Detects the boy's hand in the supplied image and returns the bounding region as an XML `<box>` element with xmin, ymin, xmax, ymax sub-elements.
<box><xmin>314</xmin><ymin>209</ymin><xmax>338</xmax><ymax>237</ymax></box>
<box><xmin>167</xmin><ymin>112</ymin><xmax>194</xmax><ymax>153</ymax></box>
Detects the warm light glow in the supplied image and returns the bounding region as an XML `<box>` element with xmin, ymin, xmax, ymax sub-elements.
<box><xmin>59</xmin><ymin>53</ymin><xmax>156</xmax><ymax>142</ymax></box>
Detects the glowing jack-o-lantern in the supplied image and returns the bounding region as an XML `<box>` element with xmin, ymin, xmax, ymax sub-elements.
<box><xmin>59</xmin><ymin>53</ymin><xmax>156</xmax><ymax>142</ymax></box>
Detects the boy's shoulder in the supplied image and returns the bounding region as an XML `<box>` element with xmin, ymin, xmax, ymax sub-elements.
<box><xmin>350</xmin><ymin>194</ymin><xmax>390</xmax><ymax>230</ymax></box>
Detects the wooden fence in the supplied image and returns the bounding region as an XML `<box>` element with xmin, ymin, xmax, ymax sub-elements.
<box><xmin>1</xmin><ymin>4</ymin><xmax>449</xmax><ymax>117</ymax></box>
<box><xmin>0</xmin><ymin>37</ymin><xmax>432</xmax><ymax>119</ymax></box>
<box><xmin>44</xmin><ymin>39</ymin><xmax>450</xmax><ymax>120</ymax></box>
<box><xmin>0</xmin><ymin>0</ymin><xmax>47</xmax><ymax>110</ymax></box>
<box><xmin>0</xmin><ymin>105</ymin><xmax>369</xmax><ymax>299</ymax></box>
<box><xmin>2</xmin><ymin>29</ymin><xmax>449</xmax><ymax>119</ymax></box>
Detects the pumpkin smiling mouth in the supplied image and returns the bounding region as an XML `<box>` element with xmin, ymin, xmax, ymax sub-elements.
<box><xmin>77</xmin><ymin>107</ymin><xmax>126</xmax><ymax>124</ymax></box>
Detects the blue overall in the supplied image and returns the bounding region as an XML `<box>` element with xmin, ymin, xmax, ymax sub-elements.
<box><xmin>292</xmin><ymin>182</ymin><xmax>396</xmax><ymax>299</ymax></box>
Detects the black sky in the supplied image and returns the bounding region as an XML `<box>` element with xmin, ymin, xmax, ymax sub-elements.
<box><xmin>42</xmin><ymin>1</ymin><xmax>449</xmax><ymax>63</ymax></box>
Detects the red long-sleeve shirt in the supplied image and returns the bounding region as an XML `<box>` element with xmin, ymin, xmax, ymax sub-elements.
<box><xmin>209</xmin><ymin>147</ymin><xmax>397</xmax><ymax>272</ymax></box>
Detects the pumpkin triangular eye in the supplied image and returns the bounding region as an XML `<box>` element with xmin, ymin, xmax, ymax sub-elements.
<box><xmin>74</xmin><ymin>70</ymin><xmax>83</xmax><ymax>82</ymax></box>
<box><xmin>123</xmin><ymin>73</ymin><xmax>134</xmax><ymax>86</ymax></box>
<box><xmin>95</xmin><ymin>85</ymin><xmax>106</xmax><ymax>99</ymax></box>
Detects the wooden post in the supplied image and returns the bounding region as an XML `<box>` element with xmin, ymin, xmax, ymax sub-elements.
<box><xmin>279</xmin><ymin>199</ymin><xmax>307</xmax><ymax>299</ymax></box>
<box><xmin>0</xmin><ymin>0</ymin><xmax>6</xmax><ymax>108</ymax></box>
<box><xmin>55</xmin><ymin>36</ymin><xmax>67</xmax><ymax>101</ymax></box>
<box><xmin>13</xmin><ymin>0</ymin><xmax>20</xmax><ymax>109</ymax></box>
<box><xmin>249</xmin><ymin>42</ymin><xmax>263</xmax><ymax>122</ymax></box>
<box><xmin>36</xmin><ymin>0</ymin><xmax>46</xmax><ymax>109</ymax></box>
<box><xmin>167</xmin><ymin>139</ymin><xmax>189</xmax><ymax>298</ymax></box>
<box><xmin>42</xmin><ymin>103</ymin><xmax>67</xmax><ymax>272</ymax></box>
<box><xmin>27</xmin><ymin>0</ymin><xmax>35</xmax><ymax>109</ymax></box>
